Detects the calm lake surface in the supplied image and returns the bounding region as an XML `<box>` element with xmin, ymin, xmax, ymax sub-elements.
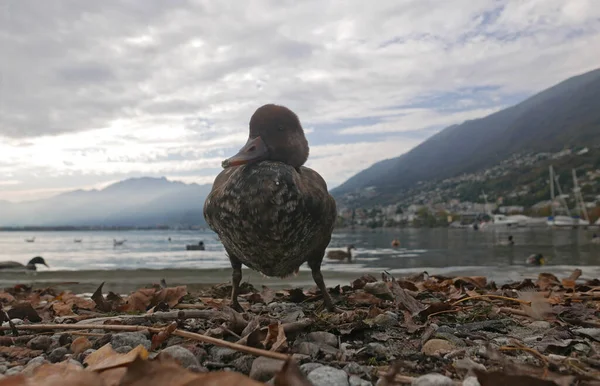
<box><xmin>1</xmin><ymin>228</ymin><xmax>599</xmax><ymax>293</ymax></box>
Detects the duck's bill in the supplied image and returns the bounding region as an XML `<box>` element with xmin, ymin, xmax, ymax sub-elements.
<box><xmin>539</xmin><ymin>258</ymin><xmax>546</xmax><ymax>265</ymax></box>
<box><xmin>221</xmin><ymin>136</ymin><xmax>268</xmax><ymax>168</ymax></box>
<box><xmin>44</xmin><ymin>263</ymin><xmax>49</xmax><ymax>267</ymax></box>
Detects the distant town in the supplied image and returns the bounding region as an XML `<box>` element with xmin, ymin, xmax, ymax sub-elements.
<box><xmin>336</xmin><ymin>147</ymin><xmax>600</xmax><ymax>228</ymax></box>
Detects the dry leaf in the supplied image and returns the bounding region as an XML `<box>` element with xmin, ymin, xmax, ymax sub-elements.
<box><xmin>566</xmin><ymin>269</ymin><xmax>582</xmax><ymax>282</ymax></box>
<box><xmin>153</xmin><ymin>286</ymin><xmax>187</xmax><ymax>308</ymax></box>
<box><xmin>347</xmin><ymin>292</ymin><xmax>382</xmax><ymax>306</ymax></box>
<box><xmin>537</xmin><ymin>273</ymin><xmax>560</xmax><ymax>291</ymax></box>
<box><xmin>52</xmin><ymin>302</ymin><xmax>76</xmax><ymax>317</ymax></box>
<box><xmin>0</xmin><ymin>362</ymin><xmax>106</xmax><ymax>386</ymax></box>
<box><xmin>0</xmin><ymin>346</ymin><xmax>43</xmax><ymax>359</ymax></box>
<box><xmin>91</xmin><ymin>282</ymin><xmax>113</xmax><ymax>312</ymax></box>
<box><xmin>0</xmin><ymin>293</ymin><xmax>16</xmax><ymax>305</ymax></box>
<box><xmin>260</xmin><ymin>286</ymin><xmax>275</xmax><ymax>304</ymax></box>
<box><xmin>7</xmin><ymin>302</ymin><xmax>42</xmax><ymax>322</ymax></box>
<box><xmin>453</xmin><ymin>276</ymin><xmax>487</xmax><ymax>289</ymax></box>
<box><xmin>151</xmin><ymin>322</ymin><xmax>177</xmax><ymax>350</ymax></box>
<box><xmin>474</xmin><ymin>369</ymin><xmax>559</xmax><ymax>386</ymax></box>
<box><xmin>261</xmin><ymin>322</ymin><xmax>288</xmax><ymax>352</ymax></box>
<box><xmin>85</xmin><ymin>343</ymin><xmax>149</xmax><ymax>372</ymax></box>
<box><xmin>561</xmin><ymin>279</ymin><xmax>576</xmax><ymax>290</ymax></box>
<box><xmin>274</xmin><ymin>357</ymin><xmax>312</xmax><ymax>386</ymax></box>
<box><xmin>70</xmin><ymin>336</ymin><xmax>92</xmax><ymax>356</ymax></box>
<box><xmin>118</xmin><ymin>355</ymin><xmax>266</xmax><ymax>386</ymax></box>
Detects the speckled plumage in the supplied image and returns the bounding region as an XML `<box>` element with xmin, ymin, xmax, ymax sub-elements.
<box><xmin>204</xmin><ymin>161</ymin><xmax>336</xmax><ymax>278</ymax></box>
<box><xmin>203</xmin><ymin>103</ymin><xmax>338</xmax><ymax>311</ymax></box>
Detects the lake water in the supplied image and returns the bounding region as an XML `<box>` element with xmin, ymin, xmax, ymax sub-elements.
<box><xmin>1</xmin><ymin>228</ymin><xmax>600</xmax><ymax>293</ymax></box>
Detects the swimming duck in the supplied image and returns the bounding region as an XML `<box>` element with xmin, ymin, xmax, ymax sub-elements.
<box><xmin>592</xmin><ymin>234</ymin><xmax>600</xmax><ymax>245</ymax></box>
<box><xmin>327</xmin><ymin>245</ymin><xmax>356</xmax><ymax>261</ymax></box>
<box><xmin>498</xmin><ymin>235</ymin><xmax>515</xmax><ymax>246</ymax></box>
<box><xmin>526</xmin><ymin>254</ymin><xmax>546</xmax><ymax>266</ymax></box>
<box><xmin>391</xmin><ymin>239</ymin><xmax>400</xmax><ymax>247</ymax></box>
<box><xmin>204</xmin><ymin>104</ymin><xmax>337</xmax><ymax>312</ymax></box>
<box><xmin>0</xmin><ymin>256</ymin><xmax>48</xmax><ymax>271</ymax></box>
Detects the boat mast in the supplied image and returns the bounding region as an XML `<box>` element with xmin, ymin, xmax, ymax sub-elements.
<box><xmin>549</xmin><ymin>166</ymin><xmax>555</xmax><ymax>221</ymax></box>
<box><xmin>572</xmin><ymin>168</ymin><xmax>590</xmax><ymax>223</ymax></box>
<box><xmin>553</xmin><ymin>168</ymin><xmax>573</xmax><ymax>218</ymax></box>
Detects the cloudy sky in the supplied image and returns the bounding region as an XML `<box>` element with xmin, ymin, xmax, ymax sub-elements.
<box><xmin>1</xmin><ymin>0</ymin><xmax>599</xmax><ymax>202</ymax></box>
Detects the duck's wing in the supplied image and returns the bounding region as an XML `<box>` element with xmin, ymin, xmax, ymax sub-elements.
<box><xmin>297</xmin><ymin>166</ymin><xmax>337</xmax><ymax>235</ymax></box>
<box><xmin>0</xmin><ymin>261</ymin><xmax>24</xmax><ymax>270</ymax></box>
<box><xmin>203</xmin><ymin>167</ymin><xmax>236</xmax><ymax>232</ymax></box>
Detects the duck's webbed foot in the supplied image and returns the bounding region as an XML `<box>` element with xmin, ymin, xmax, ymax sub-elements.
<box><xmin>309</xmin><ymin>258</ymin><xmax>340</xmax><ymax>313</ymax></box>
<box><xmin>229</xmin><ymin>255</ymin><xmax>244</xmax><ymax>312</ymax></box>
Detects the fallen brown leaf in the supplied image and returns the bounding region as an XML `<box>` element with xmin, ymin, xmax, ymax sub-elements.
<box><xmin>151</xmin><ymin>322</ymin><xmax>177</xmax><ymax>350</ymax></box>
<box><xmin>70</xmin><ymin>336</ymin><xmax>92</xmax><ymax>356</ymax></box>
<box><xmin>274</xmin><ymin>357</ymin><xmax>312</xmax><ymax>386</ymax></box>
<box><xmin>7</xmin><ymin>302</ymin><xmax>42</xmax><ymax>322</ymax></box>
<box><xmin>52</xmin><ymin>302</ymin><xmax>76</xmax><ymax>317</ymax></box>
<box><xmin>0</xmin><ymin>346</ymin><xmax>43</xmax><ymax>359</ymax></box>
<box><xmin>453</xmin><ymin>276</ymin><xmax>487</xmax><ymax>289</ymax></box>
<box><xmin>347</xmin><ymin>291</ymin><xmax>382</xmax><ymax>306</ymax></box>
<box><xmin>153</xmin><ymin>286</ymin><xmax>187</xmax><ymax>308</ymax></box>
<box><xmin>119</xmin><ymin>355</ymin><xmax>266</xmax><ymax>386</ymax></box>
<box><xmin>0</xmin><ymin>293</ymin><xmax>16</xmax><ymax>305</ymax></box>
<box><xmin>0</xmin><ymin>362</ymin><xmax>106</xmax><ymax>386</ymax></box>
<box><xmin>537</xmin><ymin>273</ymin><xmax>560</xmax><ymax>291</ymax></box>
<box><xmin>474</xmin><ymin>369</ymin><xmax>559</xmax><ymax>386</ymax></box>
<box><xmin>85</xmin><ymin>343</ymin><xmax>149</xmax><ymax>372</ymax></box>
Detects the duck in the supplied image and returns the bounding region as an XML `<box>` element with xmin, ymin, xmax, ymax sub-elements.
<box><xmin>592</xmin><ymin>234</ymin><xmax>600</xmax><ymax>245</ymax></box>
<box><xmin>0</xmin><ymin>256</ymin><xmax>49</xmax><ymax>271</ymax></box>
<box><xmin>25</xmin><ymin>237</ymin><xmax>35</xmax><ymax>243</ymax></box>
<box><xmin>326</xmin><ymin>245</ymin><xmax>356</xmax><ymax>261</ymax></box>
<box><xmin>74</xmin><ymin>239</ymin><xmax>82</xmax><ymax>243</ymax></box>
<box><xmin>526</xmin><ymin>254</ymin><xmax>546</xmax><ymax>266</ymax></box>
<box><xmin>113</xmin><ymin>239</ymin><xmax>127</xmax><ymax>247</ymax></box>
<box><xmin>391</xmin><ymin>239</ymin><xmax>400</xmax><ymax>247</ymax></box>
<box><xmin>498</xmin><ymin>235</ymin><xmax>515</xmax><ymax>246</ymax></box>
<box><xmin>204</xmin><ymin>104</ymin><xmax>337</xmax><ymax>312</ymax></box>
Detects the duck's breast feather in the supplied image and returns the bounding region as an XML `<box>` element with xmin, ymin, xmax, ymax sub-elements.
<box><xmin>203</xmin><ymin>162</ymin><xmax>336</xmax><ymax>274</ymax></box>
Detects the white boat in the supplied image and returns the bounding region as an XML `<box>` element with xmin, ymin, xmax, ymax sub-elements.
<box><xmin>547</xmin><ymin>215</ymin><xmax>589</xmax><ymax>227</ymax></box>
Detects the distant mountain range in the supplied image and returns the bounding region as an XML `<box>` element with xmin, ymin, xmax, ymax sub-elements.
<box><xmin>0</xmin><ymin>177</ymin><xmax>212</xmax><ymax>227</ymax></box>
<box><xmin>332</xmin><ymin>68</ymin><xmax>600</xmax><ymax>205</ymax></box>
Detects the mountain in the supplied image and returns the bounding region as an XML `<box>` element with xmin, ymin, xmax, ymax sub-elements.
<box><xmin>332</xmin><ymin>68</ymin><xmax>600</xmax><ymax>204</ymax></box>
<box><xmin>0</xmin><ymin>177</ymin><xmax>212</xmax><ymax>227</ymax></box>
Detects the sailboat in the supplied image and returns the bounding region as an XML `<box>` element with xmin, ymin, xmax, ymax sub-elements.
<box><xmin>546</xmin><ymin>166</ymin><xmax>589</xmax><ymax>228</ymax></box>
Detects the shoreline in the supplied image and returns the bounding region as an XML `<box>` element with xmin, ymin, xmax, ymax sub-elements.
<box><xmin>4</xmin><ymin>264</ymin><xmax>600</xmax><ymax>295</ymax></box>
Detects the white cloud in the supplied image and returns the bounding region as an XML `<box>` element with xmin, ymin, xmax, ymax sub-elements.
<box><xmin>1</xmin><ymin>0</ymin><xmax>599</xmax><ymax>201</ymax></box>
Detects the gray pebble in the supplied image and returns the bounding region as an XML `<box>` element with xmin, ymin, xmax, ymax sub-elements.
<box><xmin>300</xmin><ymin>362</ymin><xmax>323</xmax><ymax>375</ymax></box>
<box><xmin>111</xmin><ymin>332</ymin><xmax>150</xmax><ymax>350</ymax></box>
<box><xmin>115</xmin><ymin>345</ymin><xmax>133</xmax><ymax>354</ymax></box>
<box><xmin>210</xmin><ymin>347</ymin><xmax>241</xmax><ymax>362</ymax></box>
<box><xmin>529</xmin><ymin>321</ymin><xmax>551</xmax><ymax>330</ymax></box>
<box><xmin>250</xmin><ymin>357</ymin><xmax>285</xmax><ymax>382</ymax></box>
<box><xmin>161</xmin><ymin>346</ymin><xmax>201</xmax><ymax>369</ymax></box>
<box><xmin>373</xmin><ymin>312</ymin><xmax>398</xmax><ymax>328</ymax></box>
<box><xmin>463</xmin><ymin>376</ymin><xmax>481</xmax><ymax>386</ymax></box>
<box><xmin>231</xmin><ymin>355</ymin><xmax>255</xmax><ymax>374</ymax></box>
<box><xmin>344</xmin><ymin>362</ymin><xmax>369</xmax><ymax>377</ymax></box>
<box><xmin>295</xmin><ymin>342</ymin><xmax>320</xmax><ymax>357</ymax></box>
<box><xmin>307</xmin><ymin>366</ymin><xmax>349</xmax><ymax>386</ymax></box>
<box><xmin>22</xmin><ymin>356</ymin><xmax>48</xmax><ymax>376</ymax></box>
<box><xmin>78</xmin><ymin>349</ymin><xmax>96</xmax><ymax>363</ymax></box>
<box><xmin>306</xmin><ymin>332</ymin><xmax>339</xmax><ymax>348</ymax></box>
<box><xmin>411</xmin><ymin>373</ymin><xmax>454</xmax><ymax>386</ymax></box>
<box><xmin>5</xmin><ymin>366</ymin><xmax>24</xmax><ymax>376</ymax></box>
<box><xmin>365</xmin><ymin>343</ymin><xmax>387</xmax><ymax>359</ymax></box>
<box><xmin>27</xmin><ymin>336</ymin><xmax>54</xmax><ymax>351</ymax></box>
<box><xmin>0</xmin><ymin>365</ymin><xmax>7</xmax><ymax>374</ymax></box>
<box><xmin>49</xmin><ymin>347</ymin><xmax>69</xmax><ymax>363</ymax></box>
<box><xmin>349</xmin><ymin>375</ymin><xmax>371</xmax><ymax>386</ymax></box>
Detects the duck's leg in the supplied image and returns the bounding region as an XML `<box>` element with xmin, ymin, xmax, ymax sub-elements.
<box><xmin>229</xmin><ymin>255</ymin><xmax>244</xmax><ymax>312</ymax></box>
<box><xmin>308</xmin><ymin>257</ymin><xmax>338</xmax><ymax>312</ymax></box>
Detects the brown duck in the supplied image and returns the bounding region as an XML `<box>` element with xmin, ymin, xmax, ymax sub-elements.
<box><xmin>204</xmin><ymin>104</ymin><xmax>337</xmax><ymax>311</ymax></box>
<box><xmin>326</xmin><ymin>245</ymin><xmax>356</xmax><ymax>261</ymax></box>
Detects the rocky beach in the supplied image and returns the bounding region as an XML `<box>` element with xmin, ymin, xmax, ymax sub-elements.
<box><xmin>0</xmin><ymin>269</ymin><xmax>599</xmax><ymax>385</ymax></box>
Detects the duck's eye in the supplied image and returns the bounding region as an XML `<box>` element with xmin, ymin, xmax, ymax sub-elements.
<box><xmin>277</xmin><ymin>126</ymin><xmax>284</xmax><ymax>132</ymax></box>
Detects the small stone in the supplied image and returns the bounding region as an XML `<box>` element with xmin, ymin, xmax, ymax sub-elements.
<box><xmin>343</xmin><ymin>362</ymin><xmax>368</xmax><ymax>377</ymax></box>
<box><xmin>372</xmin><ymin>313</ymin><xmax>398</xmax><ymax>328</ymax></box>
<box><xmin>295</xmin><ymin>342</ymin><xmax>320</xmax><ymax>357</ymax></box>
<box><xmin>421</xmin><ymin>339</ymin><xmax>455</xmax><ymax>356</ymax></box>
<box><xmin>300</xmin><ymin>362</ymin><xmax>323</xmax><ymax>375</ymax></box>
<box><xmin>463</xmin><ymin>376</ymin><xmax>481</xmax><ymax>386</ymax></box>
<box><xmin>411</xmin><ymin>373</ymin><xmax>454</xmax><ymax>386</ymax></box>
<box><xmin>365</xmin><ymin>343</ymin><xmax>387</xmax><ymax>359</ymax></box>
<box><xmin>573</xmin><ymin>343</ymin><xmax>590</xmax><ymax>354</ymax></box>
<box><xmin>306</xmin><ymin>332</ymin><xmax>338</xmax><ymax>348</ymax></box>
<box><xmin>71</xmin><ymin>336</ymin><xmax>93</xmax><ymax>355</ymax></box>
<box><xmin>188</xmin><ymin>365</ymin><xmax>209</xmax><ymax>373</ymax></box>
<box><xmin>307</xmin><ymin>366</ymin><xmax>349</xmax><ymax>386</ymax></box>
<box><xmin>363</xmin><ymin>282</ymin><xmax>394</xmax><ymax>300</ymax></box>
<box><xmin>65</xmin><ymin>359</ymin><xmax>83</xmax><ymax>368</ymax></box>
<box><xmin>291</xmin><ymin>354</ymin><xmax>310</xmax><ymax>363</ymax></box>
<box><xmin>5</xmin><ymin>366</ymin><xmax>24</xmax><ymax>376</ymax></box>
<box><xmin>0</xmin><ymin>365</ymin><xmax>7</xmax><ymax>374</ymax></box>
<box><xmin>22</xmin><ymin>356</ymin><xmax>47</xmax><ymax>376</ymax></box>
<box><xmin>111</xmin><ymin>332</ymin><xmax>151</xmax><ymax>350</ymax></box>
<box><xmin>231</xmin><ymin>355</ymin><xmax>255</xmax><ymax>374</ymax></box>
<box><xmin>349</xmin><ymin>375</ymin><xmax>371</xmax><ymax>386</ymax></box>
<box><xmin>78</xmin><ymin>349</ymin><xmax>96</xmax><ymax>363</ymax></box>
<box><xmin>250</xmin><ymin>357</ymin><xmax>285</xmax><ymax>382</ymax></box>
<box><xmin>160</xmin><ymin>346</ymin><xmax>201</xmax><ymax>369</ymax></box>
<box><xmin>210</xmin><ymin>347</ymin><xmax>241</xmax><ymax>362</ymax></box>
<box><xmin>49</xmin><ymin>347</ymin><xmax>68</xmax><ymax>363</ymax></box>
<box><xmin>27</xmin><ymin>336</ymin><xmax>54</xmax><ymax>351</ymax></box>
<box><xmin>94</xmin><ymin>334</ymin><xmax>112</xmax><ymax>349</ymax></box>
<box><xmin>529</xmin><ymin>321</ymin><xmax>551</xmax><ymax>330</ymax></box>
<box><xmin>115</xmin><ymin>345</ymin><xmax>133</xmax><ymax>354</ymax></box>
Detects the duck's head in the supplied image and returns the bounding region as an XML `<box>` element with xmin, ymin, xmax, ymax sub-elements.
<box><xmin>222</xmin><ymin>104</ymin><xmax>308</xmax><ymax>169</ymax></box>
<box><xmin>527</xmin><ymin>254</ymin><xmax>545</xmax><ymax>266</ymax></box>
<box><xmin>508</xmin><ymin>235</ymin><xmax>513</xmax><ymax>241</ymax></box>
<box><xmin>347</xmin><ymin>244</ymin><xmax>356</xmax><ymax>251</ymax></box>
<box><xmin>27</xmin><ymin>256</ymin><xmax>49</xmax><ymax>268</ymax></box>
